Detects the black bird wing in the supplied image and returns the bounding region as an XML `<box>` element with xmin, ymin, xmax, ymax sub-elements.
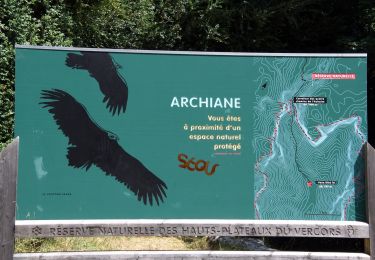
<box><xmin>95</xmin><ymin>147</ymin><xmax>168</xmax><ymax>206</ymax></box>
<box><xmin>40</xmin><ymin>89</ymin><xmax>167</xmax><ymax>205</ymax></box>
<box><xmin>65</xmin><ymin>52</ymin><xmax>128</xmax><ymax>115</ymax></box>
<box><xmin>40</xmin><ymin>89</ymin><xmax>106</xmax><ymax>169</ymax></box>
<box><xmin>40</xmin><ymin>89</ymin><xmax>103</xmax><ymax>146</ymax></box>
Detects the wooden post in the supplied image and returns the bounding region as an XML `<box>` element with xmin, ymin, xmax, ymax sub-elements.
<box><xmin>0</xmin><ymin>138</ymin><xmax>19</xmax><ymax>260</ymax></box>
<box><xmin>367</xmin><ymin>143</ymin><xmax>375</xmax><ymax>259</ymax></box>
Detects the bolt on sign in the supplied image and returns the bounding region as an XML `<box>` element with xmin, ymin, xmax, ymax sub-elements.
<box><xmin>15</xmin><ymin>46</ymin><xmax>367</xmax><ymax>221</ymax></box>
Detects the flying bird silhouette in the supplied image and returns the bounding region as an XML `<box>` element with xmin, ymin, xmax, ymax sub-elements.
<box><xmin>65</xmin><ymin>52</ymin><xmax>128</xmax><ymax>115</ymax></box>
<box><xmin>40</xmin><ymin>89</ymin><xmax>167</xmax><ymax>205</ymax></box>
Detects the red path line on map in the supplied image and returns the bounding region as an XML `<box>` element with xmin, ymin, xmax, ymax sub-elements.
<box><xmin>254</xmin><ymin>102</ymin><xmax>285</xmax><ymax>219</ymax></box>
<box><xmin>344</xmin><ymin>196</ymin><xmax>352</xmax><ymax>220</ymax></box>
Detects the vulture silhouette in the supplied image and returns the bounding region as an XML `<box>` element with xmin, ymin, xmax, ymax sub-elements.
<box><xmin>65</xmin><ymin>52</ymin><xmax>128</xmax><ymax>115</ymax></box>
<box><xmin>40</xmin><ymin>89</ymin><xmax>167</xmax><ymax>205</ymax></box>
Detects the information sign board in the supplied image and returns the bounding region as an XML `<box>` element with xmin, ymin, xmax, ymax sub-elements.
<box><xmin>15</xmin><ymin>46</ymin><xmax>367</xmax><ymax>220</ymax></box>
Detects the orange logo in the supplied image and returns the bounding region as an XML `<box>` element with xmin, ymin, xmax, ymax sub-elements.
<box><xmin>178</xmin><ymin>153</ymin><xmax>219</xmax><ymax>176</ymax></box>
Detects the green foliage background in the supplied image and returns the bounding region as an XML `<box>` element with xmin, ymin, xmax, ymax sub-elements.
<box><xmin>1</xmin><ymin>0</ymin><xmax>375</xmax><ymax>150</ymax></box>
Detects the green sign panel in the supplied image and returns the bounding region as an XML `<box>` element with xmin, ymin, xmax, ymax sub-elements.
<box><xmin>15</xmin><ymin>46</ymin><xmax>367</xmax><ymax>220</ymax></box>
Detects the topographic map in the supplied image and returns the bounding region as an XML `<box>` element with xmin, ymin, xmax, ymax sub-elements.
<box><xmin>253</xmin><ymin>57</ymin><xmax>367</xmax><ymax>221</ymax></box>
